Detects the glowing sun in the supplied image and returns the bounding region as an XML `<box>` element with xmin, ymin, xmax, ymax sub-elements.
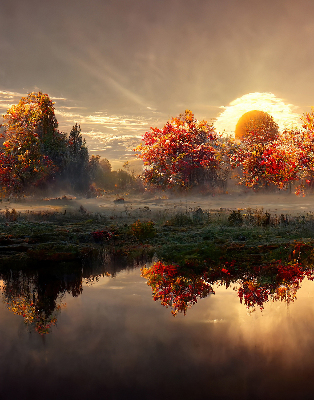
<box><xmin>214</xmin><ymin>92</ymin><xmax>301</xmax><ymax>137</ymax></box>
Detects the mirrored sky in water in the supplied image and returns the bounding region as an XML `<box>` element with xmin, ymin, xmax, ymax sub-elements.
<box><xmin>1</xmin><ymin>266</ymin><xmax>314</xmax><ymax>399</ymax></box>
<box><xmin>1</xmin><ymin>0</ymin><xmax>314</xmax><ymax>167</ymax></box>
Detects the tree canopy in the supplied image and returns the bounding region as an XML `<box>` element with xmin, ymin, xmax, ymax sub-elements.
<box><xmin>0</xmin><ymin>92</ymin><xmax>64</xmax><ymax>193</ymax></box>
<box><xmin>135</xmin><ymin>110</ymin><xmax>220</xmax><ymax>189</ymax></box>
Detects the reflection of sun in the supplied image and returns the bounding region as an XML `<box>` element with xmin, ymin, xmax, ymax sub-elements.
<box><xmin>214</xmin><ymin>92</ymin><xmax>301</xmax><ymax>137</ymax></box>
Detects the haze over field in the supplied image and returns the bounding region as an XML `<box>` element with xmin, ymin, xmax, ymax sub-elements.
<box><xmin>1</xmin><ymin>0</ymin><xmax>314</xmax><ymax>167</ymax></box>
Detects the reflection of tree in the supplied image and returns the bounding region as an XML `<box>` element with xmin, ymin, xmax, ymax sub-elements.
<box><xmin>237</xmin><ymin>262</ymin><xmax>306</xmax><ymax>309</ymax></box>
<box><xmin>142</xmin><ymin>249</ymin><xmax>314</xmax><ymax>314</ymax></box>
<box><xmin>0</xmin><ymin>252</ymin><xmax>134</xmax><ymax>335</ymax></box>
<box><xmin>1</xmin><ymin>269</ymin><xmax>81</xmax><ymax>335</ymax></box>
<box><xmin>141</xmin><ymin>261</ymin><xmax>214</xmax><ymax>315</ymax></box>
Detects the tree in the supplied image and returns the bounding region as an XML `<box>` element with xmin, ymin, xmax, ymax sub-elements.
<box><xmin>0</xmin><ymin>92</ymin><xmax>66</xmax><ymax>194</ymax></box>
<box><xmin>135</xmin><ymin>110</ymin><xmax>220</xmax><ymax>189</ymax></box>
<box><xmin>0</xmin><ymin>152</ymin><xmax>15</xmax><ymax>195</ymax></box>
<box><xmin>284</xmin><ymin>110</ymin><xmax>314</xmax><ymax>194</ymax></box>
<box><xmin>63</xmin><ymin>123</ymin><xmax>90</xmax><ymax>192</ymax></box>
<box><xmin>0</xmin><ymin>92</ymin><xmax>97</xmax><ymax>195</ymax></box>
<box><xmin>230</xmin><ymin>111</ymin><xmax>297</xmax><ymax>190</ymax></box>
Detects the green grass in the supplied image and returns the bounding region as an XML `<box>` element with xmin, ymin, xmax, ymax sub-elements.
<box><xmin>1</xmin><ymin>206</ymin><xmax>314</xmax><ymax>269</ymax></box>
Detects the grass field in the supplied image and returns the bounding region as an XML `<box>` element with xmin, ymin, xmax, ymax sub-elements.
<box><xmin>1</xmin><ymin>192</ymin><xmax>314</xmax><ymax>269</ymax></box>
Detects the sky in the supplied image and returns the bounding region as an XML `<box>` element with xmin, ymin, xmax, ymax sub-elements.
<box><xmin>1</xmin><ymin>0</ymin><xmax>314</xmax><ymax>168</ymax></box>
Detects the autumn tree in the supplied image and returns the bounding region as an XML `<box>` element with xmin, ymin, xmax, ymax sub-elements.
<box><xmin>230</xmin><ymin>110</ymin><xmax>297</xmax><ymax>190</ymax></box>
<box><xmin>0</xmin><ymin>92</ymin><xmax>66</xmax><ymax>193</ymax></box>
<box><xmin>135</xmin><ymin>110</ymin><xmax>220</xmax><ymax>189</ymax></box>
<box><xmin>0</xmin><ymin>92</ymin><xmax>98</xmax><ymax>195</ymax></box>
<box><xmin>295</xmin><ymin>109</ymin><xmax>314</xmax><ymax>191</ymax></box>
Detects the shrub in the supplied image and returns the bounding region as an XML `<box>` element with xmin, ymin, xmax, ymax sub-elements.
<box><xmin>228</xmin><ymin>210</ymin><xmax>243</xmax><ymax>226</ymax></box>
<box><xmin>130</xmin><ymin>220</ymin><xmax>156</xmax><ymax>241</ymax></box>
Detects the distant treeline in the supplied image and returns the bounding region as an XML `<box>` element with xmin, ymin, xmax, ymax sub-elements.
<box><xmin>2</xmin><ymin>92</ymin><xmax>314</xmax><ymax>198</ymax></box>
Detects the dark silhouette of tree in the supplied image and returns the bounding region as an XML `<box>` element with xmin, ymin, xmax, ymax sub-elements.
<box><xmin>63</xmin><ymin>123</ymin><xmax>90</xmax><ymax>192</ymax></box>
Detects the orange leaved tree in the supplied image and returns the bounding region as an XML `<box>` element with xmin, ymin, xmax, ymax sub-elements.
<box><xmin>231</xmin><ymin>112</ymin><xmax>300</xmax><ymax>190</ymax></box>
<box><xmin>135</xmin><ymin>110</ymin><xmax>220</xmax><ymax>189</ymax></box>
<box><xmin>0</xmin><ymin>92</ymin><xmax>66</xmax><ymax>194</ymax></box>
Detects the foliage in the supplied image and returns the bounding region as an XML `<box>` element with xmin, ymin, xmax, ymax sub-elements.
<box><xmin>141</xmin><ymin>261</ymin><xmax>213</xmax><ymax>315</ymax></box>
<box><xmin>0</xmin><ymin>92</ymin><xmax>66</xmax><ymax>194</ymax></box>
<box><xmin>62</xmin><ymin>123</ymin><xmax>90</xmax><ymax>192</ymax></box>
<box><xmin>91</xmin><ymin>229</ymin><xmax>113</xmax><ymax>242</ymax></box>
<box><xmin>291</xmin><ymin>112</ymin><xmax>314</xmax><ymax>192</ymax></box>
<box><xmin>142</xmin><ymin>247</ymin><xmax>314</xmax><ymax>315</ymax></box>
<box><xmin>0</xmin><ymin>92</ymin><xmax>103</xmax><ymax>196</ymax></box>
<box><xmin>130</xmin><ymin>220</ymin><xmax>156</xmax><ymax>241</ymax></box>
<box><xmin>230</xmin><ymin>117</ymin><xmax>299</xmax><ymax>190</ymax></box>
<box><xmin>91</xmin><ymin>156</ymin><xmax>139</xmax><ymax>192</ymax></box>
<box><xmin>228</xmin><ymin>210</ymin><xmax>243</xmax><ymax>226</ymax></box>
<box><xmin>228</xmin><ymin>109</ymin><xmax>314</xmax><ymax>194</ymax></box>
<box><xmin>135</xmin><ymin>110</ymin><xmax>220</xmax><ymax>189</ymax></box>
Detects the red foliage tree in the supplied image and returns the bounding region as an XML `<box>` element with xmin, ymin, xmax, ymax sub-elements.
<box><xmin>230</xmin><ymin>113</ymin><xmax>301</xmax><ymax>190</ymax></box>
<box><xmin>135</xmin><ymin>110</ymin><xmax>220</xmax><ymax>189</ymax></box>
<box><xmin>0</xmin><ymin>92</ymin><xmax>65</xmax><ymax>194</ymax></box>
<box><xmin>293</xmin><ymin>110</ymin><xmax>314</xmax><ymax>192</ymax></box>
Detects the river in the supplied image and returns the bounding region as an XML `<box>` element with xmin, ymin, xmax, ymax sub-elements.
<box><xmin>1</xmin><ymin>260</ymin><xmax>314</xmax><ymax>400</ymax></box>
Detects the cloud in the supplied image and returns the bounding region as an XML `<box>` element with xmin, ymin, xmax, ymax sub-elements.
<box><xmin>0</xmin><ymin>90</ymin><xmax>26</xmax><ymax>114</ymax></box>
<box><xmin>83</xmin><ymin>131</ymin><xmax>143</xmax><ymax>161</ymax></box>
<box><xmin>0</xmin><ymin>88</ymin><xmax>162</xmax><ymax>165</ymax></box>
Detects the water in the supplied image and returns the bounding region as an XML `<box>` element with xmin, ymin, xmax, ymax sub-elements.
<box><xmin>1</xmin><ymin>261</ymin><xmax>314</xmax><ymax>400</ymax></box>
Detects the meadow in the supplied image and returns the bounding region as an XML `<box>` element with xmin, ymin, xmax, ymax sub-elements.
<box><xmin>1</xmin><ymin>192</ymin><xmax>314</xmax><ymax>270</ymax></box>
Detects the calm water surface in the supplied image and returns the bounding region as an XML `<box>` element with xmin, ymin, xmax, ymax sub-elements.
<box><xmin>1</xmin><ymin>261</ymin><xmax>314</xmax><ymax>400</ymax></box>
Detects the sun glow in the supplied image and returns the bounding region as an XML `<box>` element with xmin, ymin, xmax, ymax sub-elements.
<box><xmin>214</xmin><ymin>92</ymin><xmax>302</xmax><ymax>137</ymax></box>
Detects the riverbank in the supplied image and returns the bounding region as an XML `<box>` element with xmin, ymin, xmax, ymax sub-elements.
<box><xmin>1</xmin><ymin>192</ymin><xmax>314</xmax><ymax>268</ymax></box>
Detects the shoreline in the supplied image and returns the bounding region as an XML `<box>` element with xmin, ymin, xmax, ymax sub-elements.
<box><xmin>1</xmin><ymin>193</ymin><xmax>314</xmax><ymax>268</ymax></box>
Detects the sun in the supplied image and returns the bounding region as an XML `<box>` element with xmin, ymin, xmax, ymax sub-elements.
<box><xmin>235</xmin><ymin>110</ymin><xmax>279</xmax><ymax>141</ymax></box>
<box><xmin>214</xmin><ymin>92</ymin><xmax>302</xmax><ymax>137</ymax></box>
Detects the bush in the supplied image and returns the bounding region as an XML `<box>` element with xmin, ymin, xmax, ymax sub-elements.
<box><xmin>228</xmin><ymin>210</ymin><xmax>243</xmax><ymax>226</ymax></box>
<box><xmin>130</xmin><ymin>220</ymin><xmax>156</xmax><ymax>241</ymax></box>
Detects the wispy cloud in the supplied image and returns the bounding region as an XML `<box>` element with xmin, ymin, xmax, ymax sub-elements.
<box><xmin>55</xmin><ymin>108</ymin><xmax>154</xmax><ymax>133</ymax></box>
<box><xmin>0</xmin><ymin>90</ymin><xmax>26</xmax><ymax>114</ymax></box>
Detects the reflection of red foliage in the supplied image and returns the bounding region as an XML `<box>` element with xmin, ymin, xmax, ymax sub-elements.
<box><xmin>142</xmin><ymin>261</ymin><xmax>214</xmax><ymax>315</ymax></box>
<box><xmin>142</xmin><ymin>257</ymin><xmax>314</xmax><ymax>314</ymax></box>
<box><xmin>234</xmin><ymin>261</ymin><xmax>309</xmax><ymax>309</ymax></box>
<box><xmin>91</xmin><ymin>230</ymin><xmax>113</xmax><ymax>242</ymax></box>
<box><xmin>238</xmin><ymin>281</ymin><xmax>270</xmax><ymax>309</ymax></box>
